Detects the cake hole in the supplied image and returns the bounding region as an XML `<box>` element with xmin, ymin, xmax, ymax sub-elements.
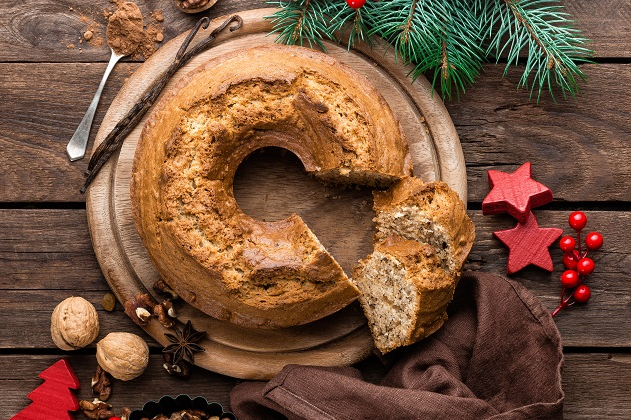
<box><xmin>232</xmin><ymin>146</ymin><xmax>375</xmax><ymax>274</ymax></box>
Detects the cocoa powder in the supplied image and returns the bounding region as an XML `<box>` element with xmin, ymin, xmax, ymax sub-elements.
<box><xmin>106</xmin><ymin>2</ymin><xmax>145</xmax><ymax>57</ymax></box>
<box><xmin>79</xmin><ymin>1</ymin><xmax>164</xmax><ymax>60</ymax></box>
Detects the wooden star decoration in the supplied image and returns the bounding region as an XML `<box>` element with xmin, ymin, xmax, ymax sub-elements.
<box><xmin>482</xmin><ymin>162</ymin><xmax>553</xmax><ymax>223</ymax></box>
<box><xmin>493</xmin><ymin>212</ymin><xmax>563</xmax><ymax>274</ymax></box>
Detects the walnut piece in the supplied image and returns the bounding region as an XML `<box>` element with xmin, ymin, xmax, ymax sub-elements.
<box><xmin>96</xmin><ymin>332</ymin><xmax>149</xmax><ymax>381</ymax></box>
<box><xmin>153</xmin><ymin>279</ymin><xmax>180</xmax><ymax>300</ymax></box>
<box><xmin>80</xmin><ymin>399</ymin><xmax>115</xmax><ymax>419</ymax></box>
<box><xmin>51</xmin><ymin>296</ymin><xmax>99</xmax><ymax>350</ymax></box>
<box><xmin>91</xmin><ymin>364</ymin><xmax>112</xmax><ymax>401</ymax></box>
<box><xmin>153</xmin><ymin>299</ymin><xmax>176</xmax><ymax>328</ymax></box>
<box><xmin>124</xmin><ymin>293</ymin><xmax>155</xmax><ymax>326</ymax></box>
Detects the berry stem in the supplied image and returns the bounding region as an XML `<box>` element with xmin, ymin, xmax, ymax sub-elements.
<box><xmin>577</xmin><ymin>230</ymin><xmax>582</xmax><ymax>256</ymax></box>
<box><xmin>552</xmin><ymin>292</ymin><xmax>574</xmax><ymax>317</ymax></box>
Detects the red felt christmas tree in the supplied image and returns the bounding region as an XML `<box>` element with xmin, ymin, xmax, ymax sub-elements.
<box><xmin>11</xmin><ymin>359</ymin><xmax>80</xmax><ymax>420</ymax></box>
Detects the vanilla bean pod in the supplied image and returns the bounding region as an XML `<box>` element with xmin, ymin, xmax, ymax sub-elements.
<box><xmin>80</xmin><ymin>15</ymin><xmax>243</xmax><ymax>193</ymax></box>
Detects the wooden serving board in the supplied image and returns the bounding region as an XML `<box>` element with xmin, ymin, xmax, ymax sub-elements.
<box><xmin>86</xmin><ymin>8</ymin><xmax>466</xmax><ymax>380</ymax></box>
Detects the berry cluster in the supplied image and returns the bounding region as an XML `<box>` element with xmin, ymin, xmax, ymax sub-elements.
<box><xmin>551</xmin><ymin>211</ymin><xmax>603</xmax><ymax>317</ymax></box>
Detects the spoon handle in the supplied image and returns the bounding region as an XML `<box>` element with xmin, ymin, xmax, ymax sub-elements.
<box><xmin>66</xmin><ymin>51</ymin><xmax>124</xmax><ymax>161</ymax></box>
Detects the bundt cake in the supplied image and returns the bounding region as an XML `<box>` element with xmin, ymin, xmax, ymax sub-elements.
<box><xmin>131</xmin><ymin>45</ymin><xmax>412</xmax><ymax>328</ymax></box>
<box><xmin>352</xmin><ymin>178</ymin><xmax>475</xmax><ymax>353</ymax></box>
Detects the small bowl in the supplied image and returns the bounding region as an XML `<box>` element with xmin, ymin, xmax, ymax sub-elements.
<box><xmin>173</xmin><ymin>0</ymin><xmax>218</xmax><ymax>14</ymax></box>
<box><xmin>129</xmin><ymin>395</ymin><xmax>236</xmax><ymax>420</ymax></box>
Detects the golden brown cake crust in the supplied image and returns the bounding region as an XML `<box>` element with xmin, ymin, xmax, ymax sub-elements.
<box><xmin>131</xmin><ymin>45</ymin><xmax>412</xmax><ymax>328</ymax></box>
<box><xmin>374</xmin><ymin>177</ymin><xmax>476</xmax><ymax>275</ymax></box>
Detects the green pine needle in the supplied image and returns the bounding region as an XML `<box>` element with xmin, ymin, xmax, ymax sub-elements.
<box><xmin>266</xmin><ymin>0</ymin><xmax>593</xmax><ymax>101</ymax></box>
<box><xmin>488</xmin><ymin>0</ymin><xmax>593</xmax><ymax>101</ymax></box>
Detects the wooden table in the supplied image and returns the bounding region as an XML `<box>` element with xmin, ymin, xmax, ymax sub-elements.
<box><xmin>2</xmin><ymin>1</ymin><xmax>630</xmax><ymax>418</ymax></box>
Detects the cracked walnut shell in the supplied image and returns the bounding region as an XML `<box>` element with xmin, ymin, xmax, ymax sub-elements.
<box><xmin>51</xmin><ymin>296</ymin><xmax>100</xmax><ymax>350</ymax></box>
<box><xmin>96</xmin><ymin>332</ymin><xmax>149</xmax><ymax>381</ymax></box>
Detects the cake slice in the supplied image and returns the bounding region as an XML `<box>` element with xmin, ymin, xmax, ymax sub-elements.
<box><xmin>353</xmin><ymin>236</ymin><xmax>454</xmax><ymax>354</ymax></box>
<box><xmin>353</xmin><ymin>177</ymin><xmax>475</xmax><ymax>353</ymax></box>
<box><xmin>373</xmin><ymin>177</ymin><xmax>475</xmax><ymax>276</ymax></box>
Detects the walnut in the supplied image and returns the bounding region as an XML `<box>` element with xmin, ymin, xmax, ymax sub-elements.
<box><xmin>96</xmin><ymin>332</ymin><xmax>149</xmax><ymax>381</ymax></box>
<box><xmin>91</xmin><ymin>364</ymin><xmax>112</xmax><ymax>401</ymax></box>
<box><xmin>163</xmin><ymin>351</ymin><xmax>191</xmax><ymax>378</ymax></box>
<box><xmin>153</xmin><ymin>299</ymin><xmax>176</xmax><ymax>328</ymax></box>
<box><xmin>50</xmin><ymin>296</ymin><xmax>99</xmax><ymax>350</ymax></box>
<box><xmin>80</xmin><ymin>399</ymin><xmax>115</xmax><ymax>419</ymax></box>
<box><xmin>120</xmin><ymin>407</ymin><xmax>132</xmax><ymax>420</ymax></box>
<box><xmin>153</xmin><ymin>279</ymin><xmax>180</xmax><ymax>300</ymax></box>
<box><xmin>124</xmin><ymin>293</ymin><xmax>155</xmax><ymax>326</ymax></box>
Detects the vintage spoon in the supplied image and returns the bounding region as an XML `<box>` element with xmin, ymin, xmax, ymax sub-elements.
<box><xmin>66</xmin><ymin>48</ymin><xmax>125</xmax><ymax>161</ymax></box>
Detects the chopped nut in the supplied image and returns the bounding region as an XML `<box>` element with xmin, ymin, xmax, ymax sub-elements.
<box><xmin>101</xmin><ymin>292</ymin><xmax>116</xmax><ymax>311</ymax></box>
<box><xmin>120</xmin><ymin>407</ymin><xmax>132</xmax><ymax>420</ymax></box>
<box><xmin>91</xmin><ymin>364</ymin><xmax>112</xmax><ymax>401</ymax></box>
<box><xmin>153</xmin><ymin>299</ymin><xmax>175</xmax><ymax>328</ymax></box>
<box><xmin>163</xmin><ymin>352</ymin><xmax>191</xmax><ymax>378</ymax></box>
<box><xmin>80</xmin><ymin>399</ymin><xmax>115</xmax><ymax>419</ymax></box>
<box><xmin>124</xmin><ymin>293</ymin><xmax>155</xmax><ymax>325</ymax></box>
<box><xmin>136</xmin><ymin>307</ymin><xmax>152</xmax><ymax>323</ymax></box>
<box><xmin>153</xmin><ymin>279</ymin><xmax>180</xmax><ymax>300</ymax></box>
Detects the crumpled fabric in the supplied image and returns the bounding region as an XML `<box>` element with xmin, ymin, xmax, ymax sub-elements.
<box><xmin>230</xmin><ymin>271</ymin><xmax>564</xmax><ymax>420</ymax></box>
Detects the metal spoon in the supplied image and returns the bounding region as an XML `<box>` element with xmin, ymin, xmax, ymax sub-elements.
<box><xmin>66</xmin><ymin>48</ymin><xmax>125</xmax><ymax>161</ymax></box>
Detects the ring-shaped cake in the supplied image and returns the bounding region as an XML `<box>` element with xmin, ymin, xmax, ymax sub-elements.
<box><xmin>131</xmin><ymin>45</ymin><xmax>413</xmax><ymax>328</ymax></box>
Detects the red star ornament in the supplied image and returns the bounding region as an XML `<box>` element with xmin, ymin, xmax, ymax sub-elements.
<box><xmin>482</xmin><ymin>162</ymin><xmax>553</xmax><ymax>223</ymax></box>
<box><xmin>494</xmin><ymin>212</ymin><xmax>562</xmax><ymax>274</ymax></box>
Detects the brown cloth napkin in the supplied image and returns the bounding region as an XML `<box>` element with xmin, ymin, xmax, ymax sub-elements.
<box><xmin>230</xmin><ymin>271</ymin><xmax>564</xmax><ymax>419</ymax></box>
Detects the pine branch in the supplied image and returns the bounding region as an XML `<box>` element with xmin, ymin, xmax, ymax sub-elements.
<box><xmin>266</xmin><ymin>0</ymin><xmax>330</xmax><ymax>50</ymax></box>
<box><xmin>326</xmin><ymin>1</ymin><xmax>374</xmax><ymax>49</ymax></box>
<box><xmin>488</xmin><ymin>0</ymin><xmax>593</xmax><ymax>101</ymax></box>
<box><xmin>266</xmin><ymin>0</ymin><xmax>593</xmax><ymax>101</ymax></box>
<box><xmin>367</xmin><ymin>0</ymin><xmax>487</xmax><ymax>100</ymax></box>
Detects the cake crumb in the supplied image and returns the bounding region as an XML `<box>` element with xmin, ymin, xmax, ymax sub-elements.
<box><xmin>83</xmin><ymin>30</ymin><xmax>93</xmax><ymax>41</ymax></box>
<box><xmin>152</xmin><ymin>10</ymin><xmax>164</xmax><ymax>22</ymax></box>
<box><xmin>67</xmin><ymin>43</ymin><xmax>75</xmax><ymax>49</ymax></box>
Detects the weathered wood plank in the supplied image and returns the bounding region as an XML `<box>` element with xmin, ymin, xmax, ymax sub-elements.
<box><xmin>2</xmin><ymin>62</ymin><xmax>630</xmax><ymax>202</ymax></box>
<box><xmin>0</xmin><ymin>290</ymin><xmax>157</xmax><ymax>349</ymax></box>
<box><xmin>1</xmin><ymin>353</ymin><xmax>630</xmax><ymax>418</ymax></box>
<box><xmin>1</xmin><ymin>209</ymin><xmax>630</xmax><ymax>348</ymax></box>
<box><xmin>0</xmin><ymin>210</ymin><xmax>105</xmax><ymax>289</ymax></box>
<box><xmin>0</xmin><ymin>0</ymin><xmax>266</xmax><ymax>62</ymax></box>
<box><xmin>447</xmin><ymin>63</ymin><xmax>631</xmax><ymax>203</ymax></box>
<box><xmin>0</xmin><ymin>0</ymin><xmax>626</xmax><ymax>62</ymax></box>
<box><xmin>2</xmin><ymin>354</ymin><xmax>237</xmax><ymax>418</ymax></box>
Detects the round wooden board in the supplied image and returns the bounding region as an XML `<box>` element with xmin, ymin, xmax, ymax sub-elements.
<box><xmin>86</xmin><ymin>8</ymin><xmax>467</xmax><ymax>380</ymax></box>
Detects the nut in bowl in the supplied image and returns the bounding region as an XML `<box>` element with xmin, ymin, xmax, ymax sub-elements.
<box><xmin>129</xmin><ymin>395</ymin><xmax>236</xmax><ymax>420</ymax></box>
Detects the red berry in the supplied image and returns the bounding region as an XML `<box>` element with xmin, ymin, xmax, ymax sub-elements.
<box><xmin>563</xmin><ymin>253</ymin><xmax>578</xmax><ymax>270</ymax></box>
<box><xmin>585</xmin><ymin>232</ymin><xmax>603</xmax><ymax>250</ymax></box>
<box><xmin>108</xmin><ymin>417</ymin><xmax>122</xmax><ymax>420</ymax></box>
<box><xmin>569</xmin><ymin>211</ymin><xmax>587</xmax><ymax>231</ymax></box>
<box><xmin>559</xmin><ymin>236</ymin><xmax>576</xmax><ymax>252</ymax></box>
<box><xmin>577</xmin><ymin>257</ymin><xmax>595</xmax><ymax>275</ymax></box>
<box><xmin>560</xmin><ymin>270</ymin><xmax>580</xmax><ymax>288</ymax></box>
<box><xmin>573</xmin><ymin>284</ymin><xmax>591</xmax><ymax>303</ymax></box>
<box><xmin>346</xmin><ymin>0</ymin><xmax>366</xmax><ymax>8</ymax></box>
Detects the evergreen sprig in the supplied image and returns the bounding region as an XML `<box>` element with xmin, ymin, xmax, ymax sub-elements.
<box><xmin>266</xmin><ymin>0</ymin><xmax>593</xmax><ymax>101</ymax></box>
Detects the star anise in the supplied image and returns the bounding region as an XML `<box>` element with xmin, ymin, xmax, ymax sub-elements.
<box><xmin>162</xmin><ymin>320</ymin><xmax>206</xmax><ymax>365</ymax></box>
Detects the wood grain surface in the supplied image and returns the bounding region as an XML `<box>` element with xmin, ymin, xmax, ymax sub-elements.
<box><xmin>1</xmin><ymin>0</ymin><xmax>630</xmax><ymax>418</ymax></box>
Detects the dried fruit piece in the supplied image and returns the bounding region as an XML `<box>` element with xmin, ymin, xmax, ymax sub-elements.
<box><xmin>102</xmin><ymin>293</ymin><xmax>117</xmax><ymax>312</ymax></box>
